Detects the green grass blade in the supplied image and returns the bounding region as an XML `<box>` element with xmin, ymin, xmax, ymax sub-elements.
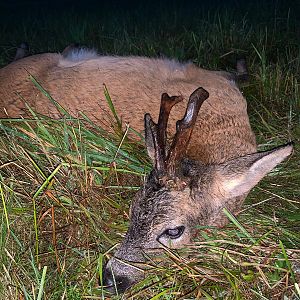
<box><xmin>223</xmin><ymin>208</ymin><xmax>255</xmax><ymax>243</ymax></box>
<box><xmin>37</xmin><ymin>266</ymin><xmax>47</xmax><ymax>300</ymax></box>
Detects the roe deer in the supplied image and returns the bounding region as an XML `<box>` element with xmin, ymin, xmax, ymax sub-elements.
<box><xmin>0</xmin><ymin>47</ymin><xmax>293</xmax><ymax>293</ymax></box>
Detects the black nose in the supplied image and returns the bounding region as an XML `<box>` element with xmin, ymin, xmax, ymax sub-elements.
<box><xmin>102</xmin><ymin>267</ymin><xmax>114</xmax><ymax>288</ymax></box>
<box><xmin>102</xmin><ymin>266</ymin><xmax>133</xmax><ymax>294</ymax></box>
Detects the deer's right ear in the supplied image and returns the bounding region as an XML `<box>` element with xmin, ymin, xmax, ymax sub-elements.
<box><xmin>144</xmin><ymin>113</ymin><xmax>157</xmax><ymax>165</ymax></box>
<box><xmin>217</xmin><ymin>143</ymin><xmax>293</xmax><ymax>199</ymax></box>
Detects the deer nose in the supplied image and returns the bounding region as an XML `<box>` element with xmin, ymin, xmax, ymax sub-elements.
<box><xmin>102</xmin><ymin>267</ymin><xmax>114</xmax><ymax>288</ymax></box>
<box><xmin>102</xmin><ymin>266</ymin><xmax>132</xmax><ymax>294</ymax></box>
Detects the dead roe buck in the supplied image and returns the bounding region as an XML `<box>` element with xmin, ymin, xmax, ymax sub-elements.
<box><xmin>0</xmin><ymin>46</ymin><xmax>293</xmax><ymax>293</ymax></box>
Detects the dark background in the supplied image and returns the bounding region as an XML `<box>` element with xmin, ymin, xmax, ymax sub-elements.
<box><xmin>0</xmin><ymin>0</ymin><xmax>299</xmax><ymax>65</ymax></box>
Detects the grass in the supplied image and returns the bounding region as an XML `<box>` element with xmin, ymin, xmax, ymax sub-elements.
<box><xmin>0</xmin><ymin>0</ymin><xmax>299</xmax><ymax>299</ymax></box>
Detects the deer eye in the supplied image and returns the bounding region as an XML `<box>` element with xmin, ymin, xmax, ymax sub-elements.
<box><xmin>162</xmin><ymin>226</ymin><xmax>185</xmax><ymax>239</ymax></box>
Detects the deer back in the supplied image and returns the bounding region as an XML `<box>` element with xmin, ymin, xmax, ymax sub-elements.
<box><xmin>0</xmin><ymin>52</ymin><xmax>256</xmax><ymax>163</ymax></box>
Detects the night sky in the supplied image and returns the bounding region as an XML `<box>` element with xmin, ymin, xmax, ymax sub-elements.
<box><xmin>0</xmin><ymin>0</ymin><xmax>299</xmax><ymax>62</ymax></box>
<box><xmin>1</xmin><ymin>0</ymin><xmax>299</xmax><ymax>21</ymax></box>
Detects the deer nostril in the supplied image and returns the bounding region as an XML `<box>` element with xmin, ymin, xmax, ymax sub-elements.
<box><xmin>102</xmin><ymin>267</ymin><xmax>114</xmax><ymax>288</ymax></box>
<box><xmin>102</xmin><ymin>266</ymin><xmax>133</xmax><ymax>294</ymax></box>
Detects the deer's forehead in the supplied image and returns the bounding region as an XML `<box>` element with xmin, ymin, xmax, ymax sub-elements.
<box><xmin>126</xmin><ymin>194</ymin><xmax>171</xmax><ymax>241</ymax></box>
<box><xmin>132</xmin><ymin>188</ymin><xmax>175</xmax><ymax>219</ymax></box>
<box><xmin>131</xmin><ymin>187</ymin><xmax>193</xmax><ymax>224</ymax></box>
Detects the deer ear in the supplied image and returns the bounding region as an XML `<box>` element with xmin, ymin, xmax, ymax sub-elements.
<box><xmin>218</xmin><ymin>143</ymin><xmax>293</xmax><ymax>198</ymax></box>
<box><xmin>144</xmin><ymin>113</ymin><xmax>156</xmax><ymax>164</ymax></box>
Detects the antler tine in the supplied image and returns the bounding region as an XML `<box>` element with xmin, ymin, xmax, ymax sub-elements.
<box><xmin>167</xmin><ymin>87</ymin><xmax>209</xmax><ymax>176</ymax></box>
<box><xmin>145</xmin><ymin>88</ymin><xmax>208</xmax><ymax>181</ymax></box>
<box><xmin>144</xmin><ymin>93</ymin><xmax>183</xmax><ymax>180</ymax></box>
<box><xmin>157</xmin><ymin>93</ymin><xmax>184</xmax><ymax>159</ymax></box>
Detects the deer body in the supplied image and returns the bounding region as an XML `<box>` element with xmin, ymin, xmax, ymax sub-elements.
<box><xmin>0</xmin><ymin>49</ymin><xmax>292</xmax><ymax>293</ymax></box>
<box><xmin>0</xmin><ymin>52</ymin><xmax>256</xmax><ymax>163</ymax></box>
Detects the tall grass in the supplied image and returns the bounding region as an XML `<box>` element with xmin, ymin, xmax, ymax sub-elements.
<box><xmin>0</xmin><ymin>0</ymin><xmax>299</xmax><ymax>299</ymax></box>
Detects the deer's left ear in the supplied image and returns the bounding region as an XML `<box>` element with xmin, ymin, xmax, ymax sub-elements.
<box><xmin>217</xmin><ymin>143</ymin><xmax>293</xmax><ymax>198</ymax></box>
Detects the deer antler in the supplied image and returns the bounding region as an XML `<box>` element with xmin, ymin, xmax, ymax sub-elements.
<box><xmin>157</xmin><ymin>93</ymin><xmax>184</xmax><ymax>159</ymax></box>
<box><xmin>144</xmin><ymin>87</ymin><xmax>209</xmax><ymax>181</ymax></box>
<box><xmin>144</xmin><ymin>93</ymin><xmax>183</xmax><ymax>178</ymax></box>
<box><xmin>166</xmin><ymin>87</ymin><xmax>209</xmax><ymax>176</ymax></box>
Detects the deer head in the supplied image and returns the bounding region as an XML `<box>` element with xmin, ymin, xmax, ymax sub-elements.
<box><xmin>103</xmin><ymin>87</ymin><xmax>293</xmax><ymax>294</ymax></box>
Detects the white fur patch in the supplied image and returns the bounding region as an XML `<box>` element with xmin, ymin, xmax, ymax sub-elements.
<box><xmin>61</xmin><ymin>48</ymin><xmax>99</xmax><ymax>62</ymax></box>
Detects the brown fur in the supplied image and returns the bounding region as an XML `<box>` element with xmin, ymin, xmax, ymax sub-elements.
<box><xmin>0</xmin><ymin>52</ymin><xmax>256</xmax><ymax>163</ymax></box>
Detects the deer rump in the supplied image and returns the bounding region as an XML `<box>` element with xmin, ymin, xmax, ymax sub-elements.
<box><xmin>0</xmin><ymin>50</ymin><xmax>256</xmax><ymax>163</ymax></box>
